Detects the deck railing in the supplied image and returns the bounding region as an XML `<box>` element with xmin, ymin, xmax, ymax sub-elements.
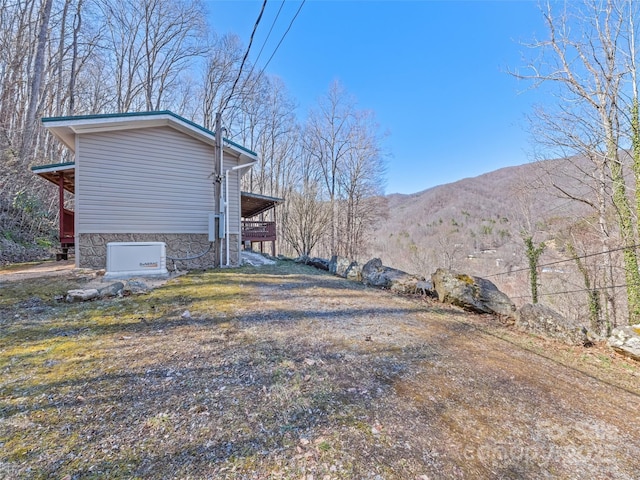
<box><xmin>61</xmin><ymin>208</ymin><xmax>75</xmax><ymax>246</ymax></box>
<box><xmin>241</xmin><ymin>220</ymin><xmax>276</xmax><ymax>241</ymax></box>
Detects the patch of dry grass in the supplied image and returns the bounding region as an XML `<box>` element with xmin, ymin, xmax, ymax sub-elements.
<box><xmin>1</xmin><ymin>260</ymin><xmax>640</xmax><ymax>479</ymax></box>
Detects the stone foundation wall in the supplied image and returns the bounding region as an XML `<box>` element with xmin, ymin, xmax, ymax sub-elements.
<box><xmin>78</xmin><ymin>233</ymin><xmax>224</xmax><ymax>270</ymax></box>
<box><xmin>224</xmin><ymin>234</ymin><xmax>240</xmax><ymax>267</ymax></box>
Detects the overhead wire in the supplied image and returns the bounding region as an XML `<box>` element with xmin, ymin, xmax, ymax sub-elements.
<box><xmin>260</xmin><ymin>0</ymin><xmax>305</xmax><ymax>73</ymax></box>
<box><xmin>221</xmin><ymin>0</ymin><xmax>268</xmax><ymax>114</ymax></box>
<box><xmin>235</xmin><ymin>0</ymin><xmax>286</xmax><ymax>111</ymax></box>
<box><xmin>479</xmin><ymin>242</ymin><xmax>640</xmax><ymax>300</ymax></box>
<box><xmin>252</xmin><ymin>0</ymin><xmax>286</xmax><ymax>70</ymax></box>
<box><xmin>484</xmin><ymin>243</ymin><xmax>640</xmax><ymax>278</ymax></box>
<box><xmin>511</xmin><ymin>282</ymin><xmax>634</xmax><ymax>300</ymax></box>
<box><xmin>218</xmin><ymin>0</ymin><xmax>305</xmax><ymax>138</ymax></box>
<box><xmin>235</xmin><ymin>0</ymin><xmax>306</xmax><ymax>105</ymax></box>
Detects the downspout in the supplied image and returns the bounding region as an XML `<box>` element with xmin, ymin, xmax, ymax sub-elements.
<box><xmin>225</xmin><ymin>161</ymin><xmax>257</xmax><ymax>266</ymax></box>
<box><xmin>219</xmin><ymin>139</ymin><xmax>225</xmax><ymax>267</ymax></box>
<box><xmin>58</xmin><ymin>172</ymin><xmax>65</xmax><ymax>245</ymax></box>
<box><xmin>215</xmin><ymin>113</ymin><xmax>226</xmax><ymax>267</ymax></box>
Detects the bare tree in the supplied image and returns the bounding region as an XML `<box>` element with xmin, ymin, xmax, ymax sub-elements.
<box><xmin>305</xmin><ymin>81</ymin><xmax>356</xmax><ymax>256</ymax></box>
<box><xmin>304</xmin><ymin>81</ymin><xmax>386</xmax><ymax>258</ymax></box>
<box><xmin>140</xmin><ymin>0</ymin><xmax>206</xmax><ymax>110</ymax></box>
<box><xmin>338</xmin><ymin>110</ymin><xmax>386</xmax><ymax>259</ymax></box>
<box><xmin>281</xmin><ymin>182</ymin><xmax>330</xmax><ymax>257</ymax></box>
<box><xmin>99</xmin><ymin>0</ymin><xmax>206</xmax><ymax>112</ymax></box>
<box><xmin>21</xmin><ymin>0</ymin><xmax>53</xmax><ymax>158</ymax></box>
<box><xmin>515</xmin><ymin>0</ymin><xmax>640</xmax><ymax>323</ymax></box>
<box><xmin>201</xmin><ymin>34</ymin><xmax>243</xmax><ymax>129</ymax></box>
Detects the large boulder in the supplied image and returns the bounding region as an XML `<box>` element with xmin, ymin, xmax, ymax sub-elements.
<box><xmin>328</xmin><ymin>256</ymin><xmax>362</xmax><ymax>281</ymax></box>
<box><xmin>516</xmin><ymin>303</ymin><xmax>589</xmax><ymax>346</ymax></box>
<box><xmin>98</xmin><ymin>282</ymin><xmax>125</xmax><ymax>298</ymax></box>
<box><xmin>295</xmin><ymin>256</ymin><xmax>330</xmax><ymax>271</ymax></box>
<box><xmin>431</xmin><ymin>268</ymin><xmax>515</xmax><ymax>318</ymax></box>
<box><xmin>362</xmin><ymin>258</ymin><xmax>422</xmax><ymax>294</ymax></box>
<box><xmin>329</xmin><ymin>256</ymin><xmax>357</xmax><ymax>278</ymax></box>
<box><xmin>307</xmin><ymin>257</ymin><xmax>330</xmax><ymax>271</ymax></box>
<box><xmin>608</xmin><ymin>325</ymin><xmax>640</xmax><ymax>361</ymax></box>
<box><xmin>66</xmin><ymin>288</ymin><xmax>99</xmax><ymax>303</ymax></box>
<box><xmin>345</xmin><ymin>263</ymin><xmax>363</xmax><ymax>282</ymax></box>
<box><xmin>361</xmin><ymin>258</ymin><xmax>387</xmax><ymax>287</ymax></box>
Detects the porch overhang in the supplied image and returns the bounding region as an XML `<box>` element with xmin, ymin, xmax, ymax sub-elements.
<box><xmin>30</xmin><ymin>162</ymin><xmax>76</xmax><ymax>257</ymax></box>
<box><xmin>241</xmin><ymin>191</ymin><xmax>283</xmax><ymax>218</ymax></box>
<box><xmin>31</xmin><ymin>162</ymin><xmax>75</xmax><ymax>193</ymax></box>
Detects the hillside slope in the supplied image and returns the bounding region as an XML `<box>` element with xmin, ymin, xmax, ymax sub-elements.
<box><xmin>368</xmin><ymin>158</ymin><xmax>594</xmax><ymax>309</ymax></box>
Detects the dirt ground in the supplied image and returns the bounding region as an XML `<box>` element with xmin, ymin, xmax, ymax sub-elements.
<box><xmin>1</xmin><ymin>260</ymin><xmax>639</xmax><ymax>479</ymax></box>
<box><xmin>0</xmin><ymin>259</ymin><xmax>182</xmax><ymax>286</ymax></box>
<box><xmin>0</xmin><ymin>259</ymin><xmax>76</xmax><ymax>281</ymax></box>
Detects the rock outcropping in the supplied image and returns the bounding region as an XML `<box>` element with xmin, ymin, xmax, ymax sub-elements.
<box><xmin>329</xmin><ymin>256</ymin><xmax>362</xmax><ymax>281</ymax></box>
<box><xmin>295</xmin><ymin>256</ymin><xmax>330</xmax><ymax>271</ymax></box>
<box><xmin>361</xmin><ymin>258</ymin><xmax>423</xmax><ymax>294</ymax></box>
<box><xmin>431</xmin><ymin>268</ymin><xmax>515</xmax><ymax>318</ymax></box>
<box><xmin>608</xmin><ymin>325</ymin><xmax>640</xmax><ymax>361</ymax></box>
<box><xmin>516</xmin><ymin>303</ymin><xmax>589</xmax><ymax>346</ymax></box>
<box><xmin>66</xmin><ymin>288</ymin><xmax>100</xmax><ymax>303</ymax></box>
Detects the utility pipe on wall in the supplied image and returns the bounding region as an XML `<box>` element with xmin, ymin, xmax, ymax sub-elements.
<box><xmin>224</xmin><ymin>161</ymin><xmax>257</xmax><ymax>266</ymax></box>
<box><xmin>215</xmin><ymin>113</ymin><xmax>226</xmax><ymax>267</ymax></box>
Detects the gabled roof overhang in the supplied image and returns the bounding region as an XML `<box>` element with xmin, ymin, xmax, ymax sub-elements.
<box><xmin>41</xmin><ymin>110</ymin><xmax>258</xmax><ymax>164</ymax></box>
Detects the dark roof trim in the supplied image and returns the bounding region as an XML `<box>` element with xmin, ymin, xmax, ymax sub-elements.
<box><xmin>31</xmin><ymin>162</ymin><xmax>75</xmax><ymax>193</ymax></box>
<box><xmin>42</xmin><ymin>110</ymin><xmax>257</xmax><ymax>157</ymax></box>
<box><xmin>31</xmin><ymin>161</ymin><xmax>75</xmax><ymax>172</ymax></box>
<box><xmin>241</xmin><ymin>191</ymin><xmax>284</xmax><ymax>203</ymax></box>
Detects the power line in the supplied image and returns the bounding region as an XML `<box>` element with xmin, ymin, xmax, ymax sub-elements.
<box><xmin>238</xmin><ymin>0</ymin><xmax>286</xmax><ymax>101</ymax></box>
<box><xmin>260</xmin><ymin>0</ymin><xmax>305</xmax><ymax>73</ymax></box>
<box><xmin>253</xmin><ymin>0</ymin><xmax>286</xmax><ymax>68</ymax></box>
<box><xmin>221</xmin><ymin>0</ymin><xmax>268</xmax><ymax>114</ymax></box>
<box><xmin>238</xmin><ymin>0</ymin><xmax>306</xmax><ymax>102</ymax></box>
<box><xmin>485</xmin><ymin>243</ymin><xmax>640</xmax><ymax>278</ymax></box>
<box><xmin>511</xmin><ymin>282</ymin><xmax>632</xmax><ymax>300</ymax></box>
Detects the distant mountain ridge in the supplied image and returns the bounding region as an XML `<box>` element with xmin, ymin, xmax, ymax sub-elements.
<box><xmin>367</xmin><ymin>158</ymin><xmax>592</xmax><ymax>302</ymax></box>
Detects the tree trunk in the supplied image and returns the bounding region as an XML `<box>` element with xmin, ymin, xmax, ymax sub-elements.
<box><xmin>21</xmin><ymin>0</ymin><xmax>53</xmax><ymax>160</ymax></box>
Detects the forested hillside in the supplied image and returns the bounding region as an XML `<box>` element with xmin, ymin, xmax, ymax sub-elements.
<box><xmin>368</xmin><ymin>155</ymin><xmax>633</xmax><ymax>335</ymax></box>
<box><xmin>370</xmin><ymin>160</ymin><xmax>587</xmax><ymax>276</ymax></box>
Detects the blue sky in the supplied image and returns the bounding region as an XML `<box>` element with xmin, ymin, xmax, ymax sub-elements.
<box><xmin>206</xmin><ymin>0</ymin><xmax>547</xmax><ymax>194</ymax></box>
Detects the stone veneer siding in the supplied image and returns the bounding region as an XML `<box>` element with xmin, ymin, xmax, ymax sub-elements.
<box><xmin>225</xmin><ymin>234</ymin><xmax>240</xmax><ymax>268</ymax></box>
<box><xmin>77</xmin><ymin>233</ymin><xmax>242</xmax><ymax>270</ymax></box>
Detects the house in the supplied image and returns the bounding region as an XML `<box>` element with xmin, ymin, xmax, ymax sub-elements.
<box><xmin>32</xmin><ymin>111</ymin><xmax>281</xmax><ymax>270</ymax></box>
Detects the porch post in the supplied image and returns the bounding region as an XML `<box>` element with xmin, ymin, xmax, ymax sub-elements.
<box><xmin>272</xmin><ymin>207</ymin><xmax>277</xmax><ymax>256</ymax></box>
<box><xmin>58</xmin><ymin>172</ymin><xmax>65</xmax><ymax>241</ymax></box>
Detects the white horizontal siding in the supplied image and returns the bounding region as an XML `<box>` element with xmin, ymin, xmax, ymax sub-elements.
<box><xmin>77</xmin><ymin>126</ymin><xmax>239</xmax><ymax>234</ymax></box>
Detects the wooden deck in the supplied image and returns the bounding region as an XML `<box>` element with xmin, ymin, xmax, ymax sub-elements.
<box><xmin>241</xmin><ymin>221</ymin><xmax>276</xmax><ymax>242</ymax></box>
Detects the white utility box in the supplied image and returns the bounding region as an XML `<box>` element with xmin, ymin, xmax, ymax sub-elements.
<box><xmin>105</xmin><ymin>242</ymin><xmax>168</xmax><ymax>278</ymax></box>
